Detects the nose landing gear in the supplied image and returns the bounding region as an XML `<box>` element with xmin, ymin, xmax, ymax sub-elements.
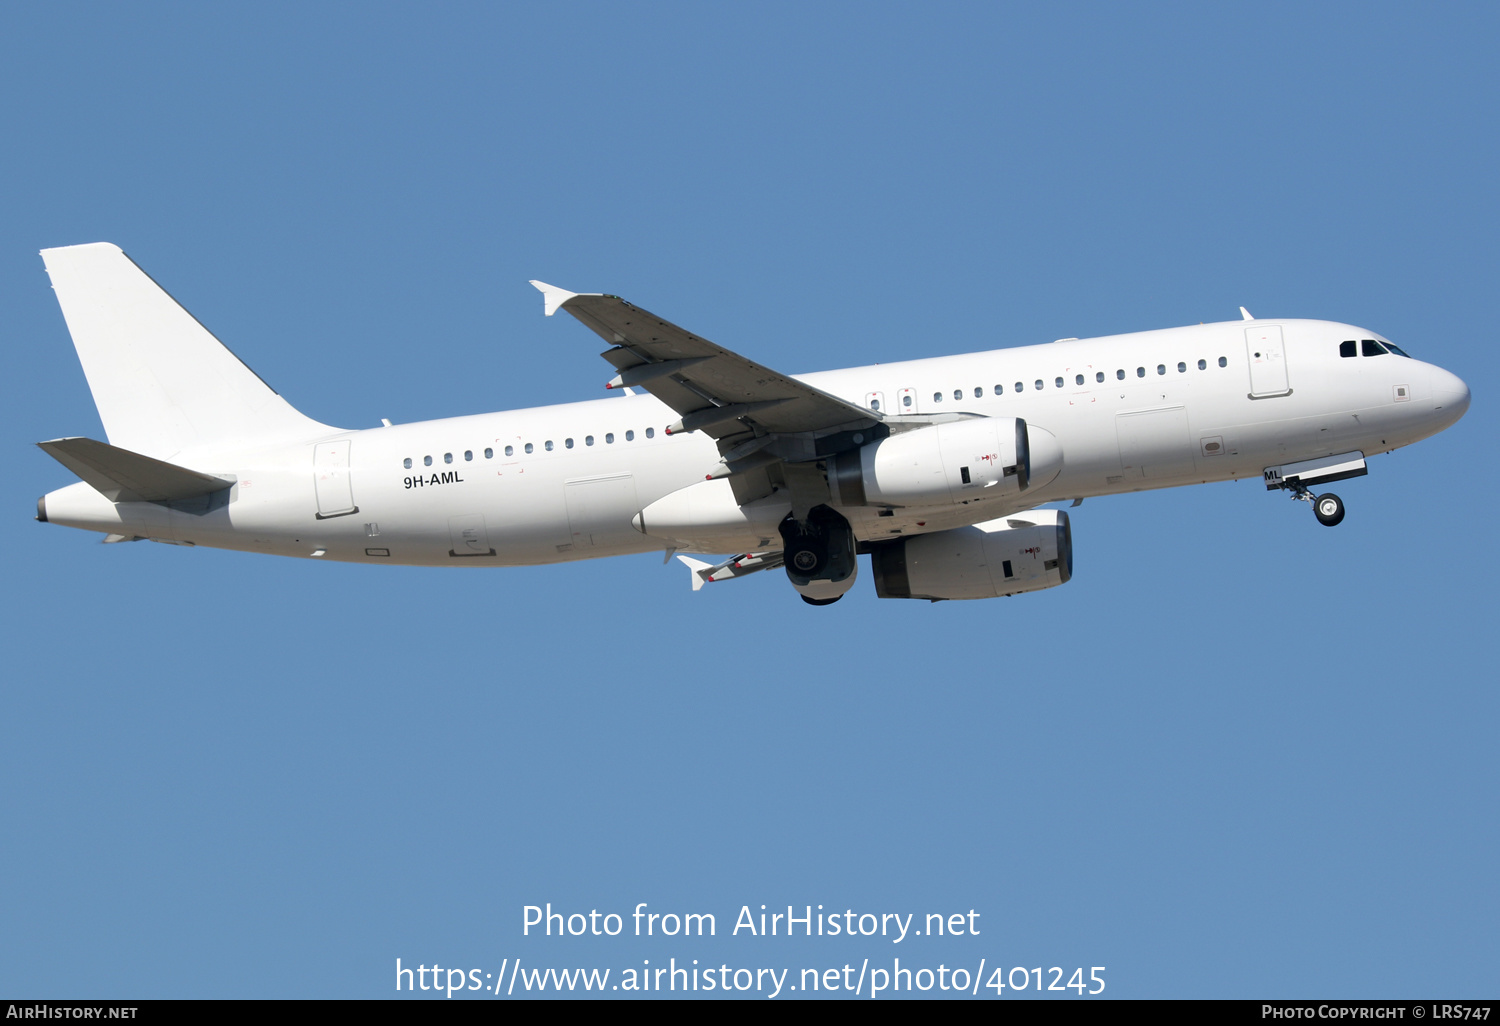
<box><xmin>1282</xmin><ymin>481</ymin><xmax>1345</xmax><ymax>527</ymax></box>
<box><xmin>1263</xmin><ymin>453</ymin><xmax>1365</xmax><ymax>528</ymax></box>
<box><xmin>1313</xmin><ymin>492</ymin><xmax>1345</xmax><ymax>527</ymax></box>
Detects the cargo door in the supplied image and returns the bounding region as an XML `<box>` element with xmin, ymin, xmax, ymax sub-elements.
<box><xmin>1245</xmin><ymin>325</ymin><xmax>1291</xmax><ymax>398</ymax></box>
<box><xmin>313</xmin><ymin>439</ymin><xmax>358</xmax><ymax>519</ymax></box>
<box><xmin>448</xmin><ymin>514</ymin><xmax>495</xmax><ymax>557</ymax></box>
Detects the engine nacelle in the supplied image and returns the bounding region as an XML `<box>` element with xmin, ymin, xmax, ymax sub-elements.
<box><xmin>831</xmin><ymin>418</ymin><xmax>1062</xmax><ymax>509</ymax></box>
<box><xmin>870</xmin><ymin>509</ymin><xmax>1073</xmax><ymax>600</ymax></box>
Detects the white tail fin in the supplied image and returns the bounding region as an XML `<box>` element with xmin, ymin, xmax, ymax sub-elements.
<box><xmin>41</xmin><ymin>243</ymin><xmax>330</xmax><ymax>458</ymax></box>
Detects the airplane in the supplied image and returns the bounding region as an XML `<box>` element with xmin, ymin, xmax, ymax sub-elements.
<box><xmin>33</xmin><ymin>242</ymin><xmax>1471</xmax><ymax>605</ymax></box>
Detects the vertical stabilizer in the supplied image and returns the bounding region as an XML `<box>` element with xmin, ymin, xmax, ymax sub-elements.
<box><xmin>41</xmin><ymin>243</ymin><xmax>330</xmax><ymax>458</ymax></box>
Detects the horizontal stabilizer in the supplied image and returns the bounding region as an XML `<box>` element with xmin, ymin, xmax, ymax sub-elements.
<box><xmin>38</xmin><ymin>437</ymin><xmax>232</xmax><ymax>507</ymax></box>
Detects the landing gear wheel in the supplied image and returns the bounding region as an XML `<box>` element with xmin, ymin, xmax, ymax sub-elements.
<box><xmin>1314</xmin><ymin>493</ymin><xmax>1345</xmax><ymax>527</ymax></box>
<box><xmin>787</xmin><ymin>539</ymin><xmax>828</xmax><ymax>578</ymax></box>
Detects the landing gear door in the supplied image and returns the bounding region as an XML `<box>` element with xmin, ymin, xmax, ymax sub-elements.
<box><xmin>1246</xmin><ymin>325</ymin><xmax>1291</xmax><ymax>398</ymax></box>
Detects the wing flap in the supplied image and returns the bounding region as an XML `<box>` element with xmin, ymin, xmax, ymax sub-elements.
<box><xmin>677</xmin><ymin>551</ymin><xmax>786</xmax><ymax>590</ymax></box>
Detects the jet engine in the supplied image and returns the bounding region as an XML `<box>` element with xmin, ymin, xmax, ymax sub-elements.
<box><xmin>870</xmin><ymin>509</ymin><xmax>1072</xmax><ymax>600</ymax></box>
<box><xmin>830</xmin><ymin>418</ymin><xmax>1062</xmax><ymax>509</ymax></box>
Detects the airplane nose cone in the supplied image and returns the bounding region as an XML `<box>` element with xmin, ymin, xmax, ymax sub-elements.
<box><xmin>1431</xmin><ymin>366</ymin><xmax>1471</xmax><ymax>427</ymax></box>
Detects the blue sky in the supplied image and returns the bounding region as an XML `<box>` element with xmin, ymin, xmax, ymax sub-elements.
<box><xmin>2</xmin><ymin>1</ymin><xmax>1495</xmax><ymax>999</ymax></box>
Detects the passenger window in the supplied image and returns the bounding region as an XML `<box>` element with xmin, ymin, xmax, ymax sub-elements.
<box><xmin>1362</xmin><ymin>339</ymin><xmax>1388</xmax><ymax>357</ymax></box>
<box><xmin>870</xmin><ymin>398</ymin><xmax>880</xmax><ymax>410</ymax></box>
<box><xmin>1015</xmin><ymin>381</ymin><xmax>1024</xmax><ymax>392</ymax></box>
<box><xmin>484</xmin><ymin>448</ymin><xmax>493</xmax><ymax>459</ymax></box>
<box><xmin>645</xmin><ymin>427</ymin><xmax>655</xmax><ymax>438</ymax></box>
<box><xmin>1116</xmin><ymin>369</ymin><xmax>1125</xmax><ymax>380</ymax></box>
<box><xmin>1054</xmin><ymin>376</ymin><xmax>1064</xmax><ymax>388</ymax></box>
<box><xmin>1198</xmin><ymin>359</ymin><xmax>1207</xmax><ymax>370</ymax></box>
<box><xmin>444</xmin><ymin>452</ymin><xmax>453</xmax><ymax>464</ymax></box>
<box><xmin>423</xmin><ymin>455</ymin><xmax>433</xmax><ymax>467</ymax></box>
<box><xmin>464</xmin><ymin>450</ymin><xmax>473</xmax><ymax>461</ymax></box>
<box><xmin>902</xmin><ymin>394</ymin><xmax>913</xmax><ymax>407</ymax></box>
<box><xmin>403</xmin><ymin>458</ymin><xmax>412</xmax><ymax>469</ymax></box>
<box><xmin>1076</xmin><ymin>374</ymin><xmax>1085</xmax><ymax>386</ymax></box>
<box><xmin>1137</xmin><ymin>367</ymin><xmax>1145</xmax><ymax>377</ymax></box>
<box><xmin>545</xmin><ymin>440</ymin><xmax>554</xmax><ymax>451</ymax></box>
<box><xmin>933</xmin><ymin>392</ymin><xmax>943</xmax><ymax>402</ymax></box>
<box><xmin>1218</xmin><ymin>356</ymin><xmax>1227</xmax><ymax>367</ymax></box>
<box><xmin>626</xmin><ymin>430</ymin><xmax>635</xmax><ymax>440</ymax></box>
<box><xmin>605</xmin><ymin>433</ymin><xmax>614</xmax><ymax>443</ymax></box>
<box><xmin>1035</xmin><ymin>379</ymin><xmax>1044</xmax><ymax>391</ymax></box>
<box><xmin>524</xmin><ymin>443</ymin><xmax>533</xmax><ymax>454</ymax></box>
<box><xmin>953</xmin><ymin>389</ymin><xmax>962</xmax><ymax>401</ymax></box>
<box><xmin>1340</xmin><ymin>340</ymin><xmax>1357</xmax><ymax>358</ymax></box>
<box><xmin>994</xmin><ymin>384</ymin><xmax>1003</xmax><ymax>395</ymax></box>
<box><xmin>1177</xmin><ymin>362</ymin><xmax>1186</xmax><ymax>373</ymax></box>
<box><xmin>973</xmin><ymin>387</ymin><xmax>982</xmax><ymax>398</ymax></box>
<box><xmin>1157</xmin><ymin>364</ymin><xmax>1165</xmax><ymax>375</ymax></box>
<box><xmin>565</xmin><ymin>438</ymin><xmax>574</xmax><ymax>449</ymax></box>
<box><xmin>1096</xmin><ymin>372</ymin><xmax>1104</xmax><ymax>383</ymax></box>
<box><xmin>586</xmin><ymin>435</ymin><xmax>594</xmax><ymax>446</ymax></box>
<box><xmin>504</xmin><ymin>446</ymin><xmax>513</xmax><ymax>456</ymax></box>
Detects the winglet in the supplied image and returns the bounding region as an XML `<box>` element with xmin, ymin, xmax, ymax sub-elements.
<box><xmin>529</xmin><ymin>280</ymin><xmax>579</xmax><ymax>317</ymax></box>
<box><xmin>1240</xmin><ymin>306</ymin><xmax>1255</xmax><ymax>321</ymax></box>
<box><xmin>676</xmin><ymin>554</ymin><xmax>714</xmax><ymax>592</ymax></box>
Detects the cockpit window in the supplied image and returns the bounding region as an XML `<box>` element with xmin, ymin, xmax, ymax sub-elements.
<box><xmin>1384</xmin><ymin>341</ymin><xmax>1410</xmax><ymax>357</ymax></box>
<box><xmin>1362</xmin><ymin>339</ymin><xmax>1389</xmax><ymax>357</ymax></box>
<box><xmin>1340</xmin><ymin>340</ymin><xmax>1357</xmax><ymax>358</ymax></box>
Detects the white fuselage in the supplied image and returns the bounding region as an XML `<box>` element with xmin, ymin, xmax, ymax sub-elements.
<box><xmin>40</xmin><ymin>318</ymin><xmax>1470</xmax><ymax>563</ymax></box>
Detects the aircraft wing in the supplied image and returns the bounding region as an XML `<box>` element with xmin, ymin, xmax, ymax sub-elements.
<box><xmin>530</xmin><ymin>282</ymin><xmax>880</xmax><ymax>441</ymax></box>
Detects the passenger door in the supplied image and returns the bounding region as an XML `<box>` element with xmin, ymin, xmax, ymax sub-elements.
<box><xmin>1245</xmin><ymin>325</ymin><xmax>1291</xmax><ymax>398</ymax></box>
<box><xmin>313</xmin><ymin>440</ymin><xmax>358</xmax><ymax>519</ymax></box>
